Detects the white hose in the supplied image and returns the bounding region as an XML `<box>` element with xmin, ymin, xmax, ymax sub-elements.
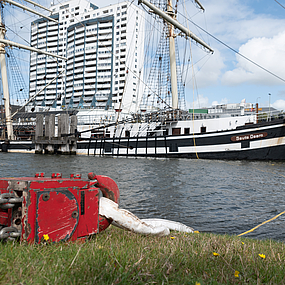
<box><xmin>99</xmin><ymin>197</ymin><xmax>194</xmax><ymax>236</ymax></box>
<box><xmin>141</xmin><ymin>218</ymin><xmax>194</xmax><ymax>233</ymax></box>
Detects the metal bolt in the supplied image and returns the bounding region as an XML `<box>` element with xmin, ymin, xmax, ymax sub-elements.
<box><xmin>42</xmin><ymin>193</ymin><xmax>50</xmax><ymax>201</ymax></box>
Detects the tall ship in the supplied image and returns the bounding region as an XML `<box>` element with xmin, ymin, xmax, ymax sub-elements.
<box><xmin>1</xmin><ymin>0</ymin><xmax>285</xmax><ymax>160</ymax></box>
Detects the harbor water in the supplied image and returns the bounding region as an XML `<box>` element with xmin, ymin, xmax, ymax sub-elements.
<box><xmin>1</xmin><ymin>153</ymin><xmax>285</xmax><ymax>241</ymax></box>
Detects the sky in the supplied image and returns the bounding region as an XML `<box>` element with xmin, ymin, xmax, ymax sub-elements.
<box><xmin>4</xmin><ymin>0</ymin><xmax>285</xmax><ymax>110</ymax></box>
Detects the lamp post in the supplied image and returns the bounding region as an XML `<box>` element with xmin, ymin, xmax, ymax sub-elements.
<box><xmin>268</xmin><ymin>93</ymin><xmax>271</xmax><ymax>121</ymax></box>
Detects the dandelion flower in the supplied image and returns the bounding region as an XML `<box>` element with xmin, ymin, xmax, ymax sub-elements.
<box><xmin>241</xmin><ymin>242</ymin><xmax>244</xmax><ymax>245</ymax></box>
<box><xmin>195</xmin><ymin>282</ymin><xmax>201</xmax><ymax>285</ymax></box>
<box><xmin>43</xmin><ymin>234</ymin><xmax>49</xmax><ymax>241</ymax></box>
<box><xmin>213</xmin><ymin>252</ymin><xmax>219</xmax><ymax>256</ymax></box>
<box><xmin>259</xmin><ymin>254</ymin><xmax>266</xmax><ymax>259</ymax></box>
<box><xmin>194</xmin><ymin>230</ymin><xmax>199</xmax><ymax>233</ymax></box>
<box><xmin>234</xmin><ymin>270</ymin><xmax>240</xmax><ymax>278</ymax></box>
<box><xmin>170</xmin><ymin>236</ymin><xmax>175</xmax><ymax>239</ymax></box>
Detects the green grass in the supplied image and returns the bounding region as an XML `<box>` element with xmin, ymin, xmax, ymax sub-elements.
<box><xmin>0</xmin><ymin>226</ymin><xmax>284</xmax><ymax>284</ymax></box>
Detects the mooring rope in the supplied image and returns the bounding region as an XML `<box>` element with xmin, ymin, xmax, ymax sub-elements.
<box><xmin>238</xmin><ymin>210</ymin><xmax>285</xmax><ymax>236</ymax></box>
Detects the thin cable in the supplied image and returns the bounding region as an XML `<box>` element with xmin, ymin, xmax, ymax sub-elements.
<box><xmin>274</xmin><ymin>0</ymin><xmax>285</xmax><ymax>10</ymax></box>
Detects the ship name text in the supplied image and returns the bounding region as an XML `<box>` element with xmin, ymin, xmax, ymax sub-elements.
<box><xmin>231</xmin><ymin>132</ymin><xmax>268</xmax><ymax>142</ymax></box>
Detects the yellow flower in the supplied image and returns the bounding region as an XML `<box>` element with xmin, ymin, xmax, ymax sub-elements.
<box><xmin>259</xmin><ymin>254</ymin><xmax>266</xmax><ymax>259</ymax></box>
<box><xmin>194</xmin><ymin>230</ymin><xmax>199</xmax><ymax>233</ymax></box>
<box><xmin>213</xmin><ymin>252</ymin><xmax>219</xmax><ymax>256</ymax></box>
<box><xmin>234</xmin><ymin>270</ymin><xmax>240</xmax><ymax>278</ymax></box>
<box><xmin>195</xmin><ymin>282</ymin><xmax>201</xmax><ymax>285</ymax></box>
<box><xmin>43</xmin><ymin>234</ymin><xmax>49</xmax><ymax>241</ymax></box>
<box><xmin>170</xmin><ymin>236</ymin><xmax>175</xmax><ymax>239</ymax></box>
<box><xmin>241</xmin><ymin>242</ymin><xmax>244</xmax><ymax>245</ymax></box>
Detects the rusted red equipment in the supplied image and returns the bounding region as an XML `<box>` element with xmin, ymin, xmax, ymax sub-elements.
<box><xmin>0</xmin><ymin>172</ymin><xmax>119</xmax><ymax>243</ymax></box>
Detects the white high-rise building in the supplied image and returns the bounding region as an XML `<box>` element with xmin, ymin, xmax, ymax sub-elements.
<box><xmin>29</xmin><ymin>0</ymin><xmax>145</xmax><ymax>114</ymax></box>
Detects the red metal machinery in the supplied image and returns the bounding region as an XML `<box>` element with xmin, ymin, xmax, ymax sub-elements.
<box><xmin>0</xmin><ymin>172</ymin><xmax>119</xmax><ymax>243</ymax></box>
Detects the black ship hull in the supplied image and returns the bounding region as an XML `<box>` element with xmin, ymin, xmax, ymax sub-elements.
<box><xmin>76</xmin><ymin>119</ymin><xmax>285</xmax><ymax>160</ymax></box>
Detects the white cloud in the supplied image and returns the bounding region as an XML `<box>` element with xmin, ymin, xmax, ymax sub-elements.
<box><xmin>186</xmin><ymin>0</ymin><xmax>285</xmax><ymax>89</ymax></box>
<box><xmin>212</xmin><ymin>98</ymin><xmax>229</xmax><ymax>106</ymax></box>
<box><xmin>186</xmin><ymin>94</ymin><xmax>209</xmax><ymax>109</ymax></box>
<box><xmin>221</xmin><ymin>32</ymin><xmax>285</xmax><ymax>86</ymax></box>
<box><xmin>272</xmin><ymin>99</ymin><xmax>285</xmax><ymax>111</ymax></box>
<box><xmin>186</xmin><ymin>95</ymin><xmax>232</xmax><ymax>109</ymax></box>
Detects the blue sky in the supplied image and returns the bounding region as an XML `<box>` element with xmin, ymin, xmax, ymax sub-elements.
<box><xmin>5</xmin><ymin>0</ymin><xmax>285</xmax><ymax>110</ymax></box>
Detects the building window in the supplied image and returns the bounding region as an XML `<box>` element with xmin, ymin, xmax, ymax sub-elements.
<box><xmin>184</xmin><ymin>128</ymin><xmax>190</xmax><ymax>135</ymax></box>
<box><xmin>201</xmin><ymin>126</ymin><xmax>206</xmax><ymax>133</ymax></box>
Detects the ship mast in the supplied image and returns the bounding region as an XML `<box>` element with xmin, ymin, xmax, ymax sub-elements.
<box><xmin>139</xmin><ymin>0</ymin><xmax>213</xmax><ymax>110</ymax></box>
<box><xmin>167</xmin><ymin>0</ymin><xmax>178</xmax><ymax>109</ymax></box>
<box><xmin>0</xmin><ymin>8</ymin><xmax>13</xmax><ymax>139</ymax></box>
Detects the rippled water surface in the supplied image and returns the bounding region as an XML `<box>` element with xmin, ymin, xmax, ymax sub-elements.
<box><xmin>1</xmin><ymin>153</ymin><xmax>285</xmax><ymax>240</ymax></box>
